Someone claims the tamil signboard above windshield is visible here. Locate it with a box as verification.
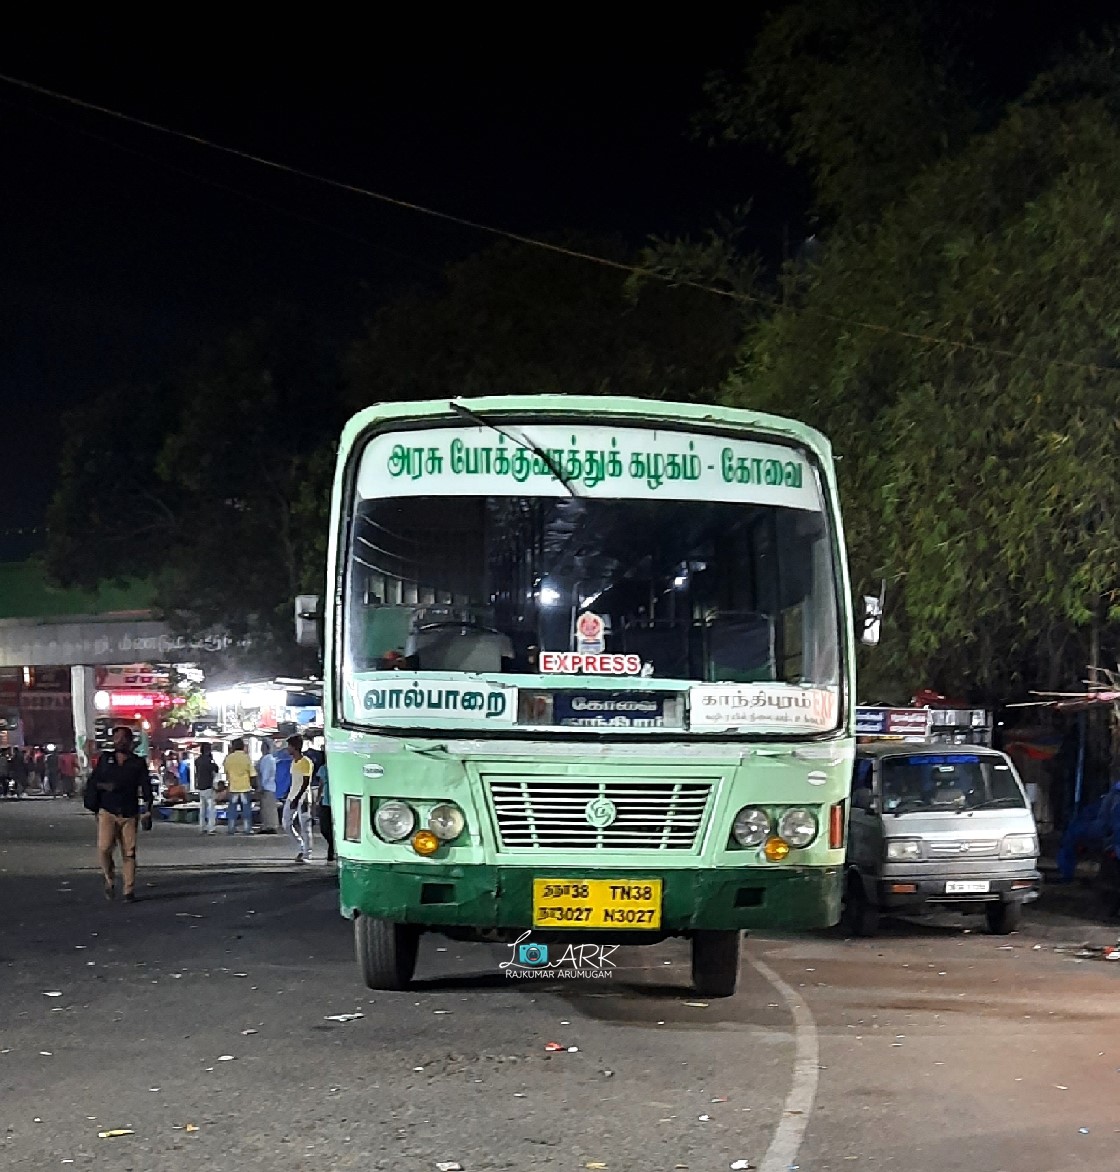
[356,425,820,509]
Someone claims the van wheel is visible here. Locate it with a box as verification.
[691,930,742,998]
[355,916,419,990]
[985,901,1022,935]
[845,873,879,937]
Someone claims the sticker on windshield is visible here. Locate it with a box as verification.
[345,673,517,725]
[689,684,839,731]
[539,652,642,675]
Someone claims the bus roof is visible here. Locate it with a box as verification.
[338,395,834,461]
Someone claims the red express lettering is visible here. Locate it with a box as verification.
[540,652,642,675]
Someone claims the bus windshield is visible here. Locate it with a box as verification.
[341,422,843,737]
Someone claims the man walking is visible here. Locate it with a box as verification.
[283,734,315,863]
[84,726,154,902]
[257,739,279,833]
[195,743,219,833]
[223,738,256,835]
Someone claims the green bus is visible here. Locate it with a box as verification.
[315,396,855,996]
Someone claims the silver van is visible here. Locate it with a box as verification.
[846,742,1040,935]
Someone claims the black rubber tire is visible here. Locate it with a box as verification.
[354,916,420,990]
[844,873,880,937]
[985,901,1022,935]
[691,930,742,998]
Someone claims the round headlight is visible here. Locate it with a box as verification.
[777,807,818,848]
[428,802,465,841]
[374,800,416,842]
[732,806,771,847]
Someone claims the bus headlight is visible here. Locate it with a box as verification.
[374,800,416,842]
[777,808,818,848]
[428,803,465,841]
[732,806,771,847]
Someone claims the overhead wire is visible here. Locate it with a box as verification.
[0,71,1114,380]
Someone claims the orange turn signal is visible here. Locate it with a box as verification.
[763,836,791,862]
[829,803,846,850]
[412,830,440,856]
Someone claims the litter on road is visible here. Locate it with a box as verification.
[435,1162,463,1171]
[97,1129,134,1139]
[325,1013,364,1023]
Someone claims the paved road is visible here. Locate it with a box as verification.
[1,800,1119,1172]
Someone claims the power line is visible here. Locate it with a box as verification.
[0,72,1115,380]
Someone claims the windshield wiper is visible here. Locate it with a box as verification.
[962,797,1023,812]
[449,401,578,496]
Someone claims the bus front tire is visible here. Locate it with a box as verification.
[691,930,741,998]
[355,915,419,990]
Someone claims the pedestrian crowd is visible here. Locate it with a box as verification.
[0,745,78,798]
[72,730,335,898]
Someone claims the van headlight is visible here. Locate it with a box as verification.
[1001,834,1038,859]
[428,803,465,841]
[777,808,818,848]
[886,838,923,861]
[374,801,416,842]
[732,806,771,847]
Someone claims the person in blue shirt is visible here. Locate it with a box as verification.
[316,761,334,863]
[257,739,279,834]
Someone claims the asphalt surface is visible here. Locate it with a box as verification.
[2,800,1120,1172]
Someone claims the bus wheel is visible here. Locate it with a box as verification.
[354,916,419,990]
[845,873,879,937]
[691,930,741,998]
[985,901,1022,935]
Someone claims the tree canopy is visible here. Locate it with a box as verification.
[721,38,1120,701]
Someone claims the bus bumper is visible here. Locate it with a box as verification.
[338,861,841,932]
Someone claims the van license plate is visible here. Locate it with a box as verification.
[532,879,662,929]
[945,880,990,894]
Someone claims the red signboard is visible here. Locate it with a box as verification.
[100,691,174,712]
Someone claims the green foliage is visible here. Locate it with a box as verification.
[724,67,1120,700]
[703,0,977,224]
[344,239,741,409]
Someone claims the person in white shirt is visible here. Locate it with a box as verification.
[257,739,279,834]
[284,734,315,863]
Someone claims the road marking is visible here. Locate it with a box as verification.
[749,955,820,1172]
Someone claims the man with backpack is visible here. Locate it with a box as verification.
[84,726,154,902]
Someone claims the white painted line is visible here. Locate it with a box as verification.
[749,954,820,1172]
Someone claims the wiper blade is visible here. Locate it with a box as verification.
[449,401,578,496]
[965,797,1023,811]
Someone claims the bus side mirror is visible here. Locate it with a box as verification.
[295,595,321,648]
[860,584,884,646]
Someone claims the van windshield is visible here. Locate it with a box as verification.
[878,755,1025,814]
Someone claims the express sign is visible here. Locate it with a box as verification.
[539,652,642,675]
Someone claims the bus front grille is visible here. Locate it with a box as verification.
[483,774,717,851]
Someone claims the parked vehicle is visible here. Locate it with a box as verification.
[846,742,1040,935]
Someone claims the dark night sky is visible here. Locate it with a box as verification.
[0,30,782,548]
[0,8,1106,555]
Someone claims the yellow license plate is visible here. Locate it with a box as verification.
[532,878,663,929]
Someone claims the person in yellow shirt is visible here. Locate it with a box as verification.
[284,734,315,863]
[223,738,257,836]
